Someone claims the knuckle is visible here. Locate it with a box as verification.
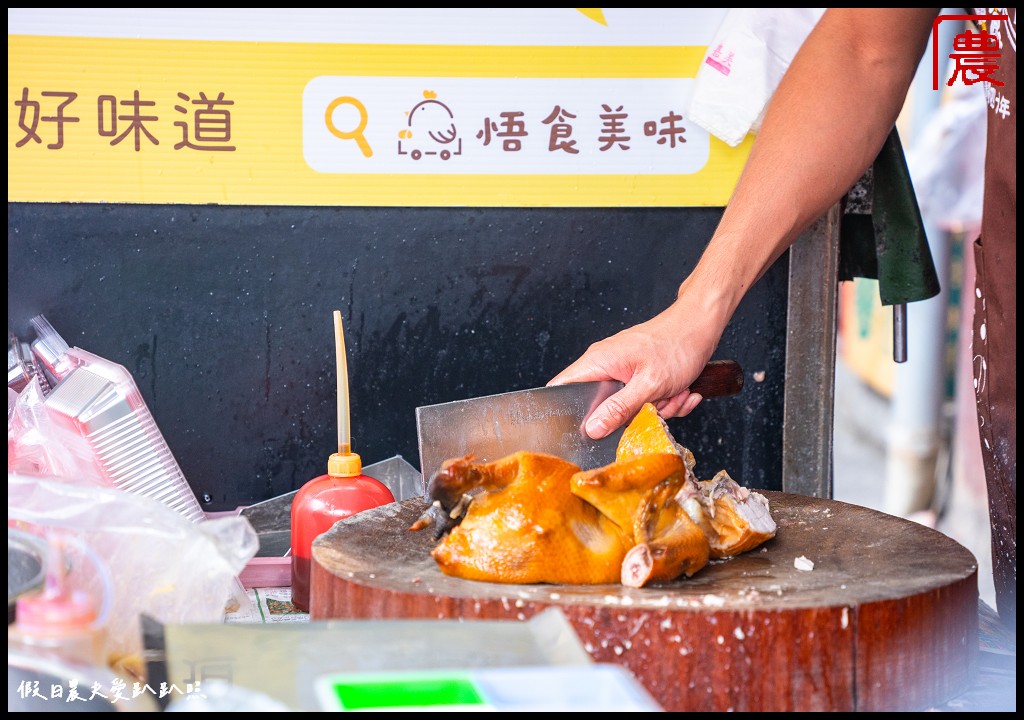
[601,394,635,424]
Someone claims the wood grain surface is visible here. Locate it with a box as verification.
[689,359,744,398]
[310,492,979,712]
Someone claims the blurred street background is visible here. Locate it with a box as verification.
[832,352,994,610]
[830,53,1011,705]
[830,15,998,615]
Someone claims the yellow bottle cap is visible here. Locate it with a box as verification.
[327,452,362,477]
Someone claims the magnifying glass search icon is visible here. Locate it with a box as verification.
[325,96,373,158]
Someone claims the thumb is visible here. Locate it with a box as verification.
[583,383,648,440]
[548,360,604,387]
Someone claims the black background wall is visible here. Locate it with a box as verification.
[8,203,789,511]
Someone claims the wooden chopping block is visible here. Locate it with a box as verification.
[310,492,979,712]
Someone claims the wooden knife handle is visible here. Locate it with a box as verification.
[690,360,744,398]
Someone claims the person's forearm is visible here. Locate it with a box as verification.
[684,8,939,320]
[548,9,943,434]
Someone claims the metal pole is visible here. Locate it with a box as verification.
[892,303,908,364]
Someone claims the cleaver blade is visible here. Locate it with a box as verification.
[414,360,744,492]
[415,380,625,493]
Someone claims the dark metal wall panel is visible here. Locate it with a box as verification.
[8,203,788,510]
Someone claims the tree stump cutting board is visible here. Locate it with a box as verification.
[310,492,978,712]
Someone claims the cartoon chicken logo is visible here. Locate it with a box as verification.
[398,90,462,160]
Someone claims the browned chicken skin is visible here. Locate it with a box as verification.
[426,451,629,584]
[410,403,777,587]
[622,477,711,587]
[698,470,778,558]
[570,452,691,544]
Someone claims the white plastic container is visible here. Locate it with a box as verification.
[42,346,206,523]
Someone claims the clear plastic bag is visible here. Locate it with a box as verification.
[8,473,258,678]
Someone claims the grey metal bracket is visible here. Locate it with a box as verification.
[782,204,842,498]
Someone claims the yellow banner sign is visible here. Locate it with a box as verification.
[8,34,752,207]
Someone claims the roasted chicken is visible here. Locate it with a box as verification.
[422,451,629,584]
[410,402,777,587]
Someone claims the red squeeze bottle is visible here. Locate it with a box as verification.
[290,450,394,613]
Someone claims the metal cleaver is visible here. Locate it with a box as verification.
[415,360,744,490]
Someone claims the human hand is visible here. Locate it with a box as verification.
[548,289,731,440]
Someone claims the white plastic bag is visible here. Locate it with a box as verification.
[688,8,825,147]
[904,80,987,236]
